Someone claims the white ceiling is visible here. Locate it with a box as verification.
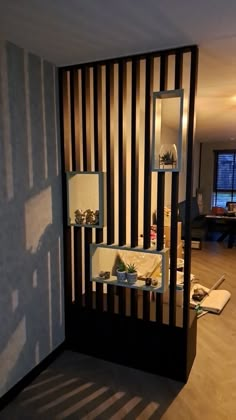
[1,0,236,143]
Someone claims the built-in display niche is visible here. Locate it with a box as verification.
[152,89,184,172]
[90,244,169,293]
[66,171,104,227]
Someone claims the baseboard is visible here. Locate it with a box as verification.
[0,341,65,412]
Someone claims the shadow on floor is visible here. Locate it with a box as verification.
[0,350,184,419]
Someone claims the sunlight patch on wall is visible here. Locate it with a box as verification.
[11,289,19,312]
[41,58,48,180]
[24,50,34,189]
[53,66,59,176]
[0,317,26,394]
[24,186,52,253]
[0,40,14,200]
[35,341,40,365]
[32,269,38,288]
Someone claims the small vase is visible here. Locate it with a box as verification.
[116,270,127,283]
[127,272,137,284]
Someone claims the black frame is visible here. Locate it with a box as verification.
[59,44,199,382]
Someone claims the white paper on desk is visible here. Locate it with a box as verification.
[190,283,231,314]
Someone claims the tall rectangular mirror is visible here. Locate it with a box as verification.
[152,89,184,172]
[66,171,104,227]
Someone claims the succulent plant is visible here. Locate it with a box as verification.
[117,260,127,272]
[160,151,175,164]
[127,263,137,273]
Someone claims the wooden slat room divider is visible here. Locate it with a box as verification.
[59,45,199,382]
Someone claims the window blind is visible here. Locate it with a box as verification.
[213,150,236,207]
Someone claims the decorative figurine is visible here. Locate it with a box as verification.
[74,208,100,225]
[84,208,94,224]
[98,271,110,279]
[75,209,85,225]
[145,277,152,286]
[94,210,99,224]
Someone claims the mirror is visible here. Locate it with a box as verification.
[67,172,104,227]
[152,89,184,172]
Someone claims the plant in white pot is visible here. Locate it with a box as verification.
[126,263,138,285]
[159,144,177,169]
[116,260,127,283]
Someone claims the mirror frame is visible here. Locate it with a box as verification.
[151,88,184,172]
[66,171,104,227]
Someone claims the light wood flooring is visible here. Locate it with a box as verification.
[0,241,236,420]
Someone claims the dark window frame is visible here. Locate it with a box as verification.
[213,149,236,206]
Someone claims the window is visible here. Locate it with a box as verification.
[212,150,236,207]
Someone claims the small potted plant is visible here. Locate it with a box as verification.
[126,263,138,284]
[160,151,175,166]
[159,144,177,168]
[116,260,127,283]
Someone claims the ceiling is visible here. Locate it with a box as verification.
[1,0,236,143]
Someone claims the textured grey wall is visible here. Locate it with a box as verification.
[200,140,236,212]
[0,41,64,397]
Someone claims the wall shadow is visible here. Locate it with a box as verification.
[0,41,64,397]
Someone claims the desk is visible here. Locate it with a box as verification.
[206,215,236,248]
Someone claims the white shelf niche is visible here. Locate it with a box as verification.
[90,244,169,294]
[66,171,105,228]
[151,88,184,173]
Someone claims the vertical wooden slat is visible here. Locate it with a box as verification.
[156,54,168,324]
[143,56,153,321]
[106,62,115,313]
[118,60,127,245]
[70,69,83,306]
[93,65,104,311]
[118,59,126,316]
[143,57,153,249]
[183,47,199,330]
[58,69,73,335]
[106,63,115,245]
[70,70,76,170]
[130,58,139,318]
[74,228,83,306]
[81,66,93,308]
[86,68,92,169]
[169,52,183,326]
[175,53,183,91]
[93,66,100,171]
[81,67,87,170]
[130,58,139,247]
[198,142,202,188]
[84,229,93,308]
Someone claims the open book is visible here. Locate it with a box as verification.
[190,283,231,314]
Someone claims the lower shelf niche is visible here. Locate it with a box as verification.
[90,243,169,293]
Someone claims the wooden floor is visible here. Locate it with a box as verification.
[0,241,236,419]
